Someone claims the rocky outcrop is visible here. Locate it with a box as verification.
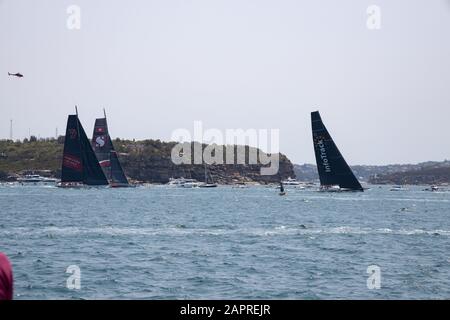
[115,140,294,184]
[0,138,295,184]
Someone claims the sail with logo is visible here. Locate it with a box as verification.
[92,109,130,187]
[311,111,363,191]
[59,107,109,187]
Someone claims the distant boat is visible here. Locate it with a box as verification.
[199,163,217,188]
[58,107,109,188]
[167,177,201,188]
[281,177,301,186]
[91,109,130,188]
[17,174,45,183]
[421,185,440,192]
[17,174,57,184]
[167,177,186,187]
[311,111,364,192]
[390,185,408,191]
[182,179,202,188]
[232,182,249,188]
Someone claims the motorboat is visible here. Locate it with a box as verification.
[281,177,302,186]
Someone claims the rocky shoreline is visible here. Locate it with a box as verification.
[0,139,295,184]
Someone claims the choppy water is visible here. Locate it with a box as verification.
[1,184,449,299]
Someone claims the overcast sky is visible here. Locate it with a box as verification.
[1,0,449,165]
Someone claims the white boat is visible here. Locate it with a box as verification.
[281,177,302,185]
[17,174,44,183]
[319,185,342,192]
[56,181,86,188]
[232,183,248,189]
[167,177,201,188]
[167,177,187,186]
[182,179,202,188]
[17,174,57,184]
[390,185,408,191]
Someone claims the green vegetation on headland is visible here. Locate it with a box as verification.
[2,138,448,185]
[367,161,450,185]
[0,138,294,184]
[294,161,450,185]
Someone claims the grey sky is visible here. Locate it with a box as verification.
[1,0,449,165]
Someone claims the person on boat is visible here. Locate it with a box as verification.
[279,181,286,195]
[0,252,13,300]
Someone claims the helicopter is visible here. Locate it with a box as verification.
[8,72,23,78]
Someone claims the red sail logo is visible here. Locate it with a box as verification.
[63,154,82,171]
[99,159,111,167]
[69,128,78,139]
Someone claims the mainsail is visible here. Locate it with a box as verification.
[61,114,108,185]
[92,111,129,186]
[311,111,363,191]
[92,117,113,181]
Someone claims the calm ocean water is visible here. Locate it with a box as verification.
[0,184,449,299]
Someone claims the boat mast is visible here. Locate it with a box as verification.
[9,119,13,140]
[103,108,109,135]
[209,166,215,184]
[74,106,80,136]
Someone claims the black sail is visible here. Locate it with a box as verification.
[61,114,108,185]
[110,150,129,186]
[92,118,113,181]
[311,111,363,191]
[92,115,129,186]
[61,115,84,183]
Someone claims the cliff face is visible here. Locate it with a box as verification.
[0,139,295,184]
[116,140,294,184]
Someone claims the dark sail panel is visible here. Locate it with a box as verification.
[92,118,113,181]
[311,111,363,191]
[77,118,108,185]
[61,115,83,183]
[92,113,130,187]
[110,150,129,186]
